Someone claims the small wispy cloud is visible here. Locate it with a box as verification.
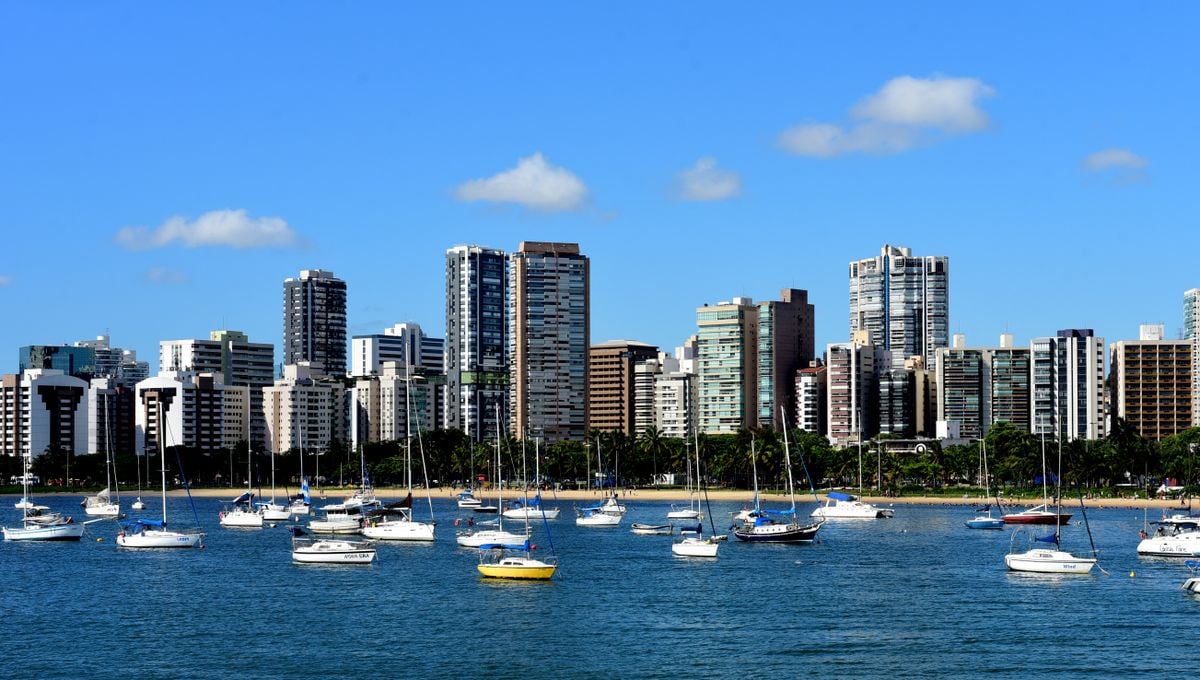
[778,75,995,157]
[455,153,588,212]
[115,209,298,250]
[0,275,11,287]
[1082,148,1148,172]
[676,157,742,201]
[145,267,189,284]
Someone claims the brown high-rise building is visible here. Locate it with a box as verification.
[509,242,589,443]
[588,341,659,435]
[757,288,816,429]
[1112,326,1193,440]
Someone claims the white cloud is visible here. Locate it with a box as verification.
[455,153,588,212]
[145,267,189,284]
[779,75,995,157]
[1082,148,1148,172]
[676,157,742,201]
[851,76,994,132]
[115,209,297,250]
[0,275,11,286]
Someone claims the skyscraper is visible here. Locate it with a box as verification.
[445,246,508,442]
[696,298,758,434]
[587,340,658,435]
[1186,288,1200,426]
[825,333,880,445]
[756,288,815,429]
[849,244,950,368]
[1030,329,1105,440]
[509,242,589,443]
[1112,325,1192,440]
[283,269,347,376]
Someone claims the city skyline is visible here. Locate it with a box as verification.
[2,5,1197,366]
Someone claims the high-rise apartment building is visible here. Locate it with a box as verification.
[795,363,826,436]
[134,372,229,455]
[1030,329,1105,440]
[445,245,508,442]
[74,335,149,388]
[87,378,137,456]
[1186,288,1200,426]
[351,323,443,377]
[588,340,658,435]
[262,362,348,455]
[1112,324,1193,440]
[0,369,89,458]
[826,333,880,446]
[849,244,950,368]
[509,242,589,442]
[696,298,758,434]
[756,289,815,429]
[19,345,96,380]
[283,269,347,376]
[160,331,275,448]
[935,334,1031,440]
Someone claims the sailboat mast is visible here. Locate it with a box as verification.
[781,410,797,513]
[158,402,168,525]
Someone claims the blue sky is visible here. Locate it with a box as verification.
[1,4,1196,369]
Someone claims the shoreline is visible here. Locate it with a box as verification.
[5,486,1191,510]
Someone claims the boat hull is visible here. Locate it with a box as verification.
[576,512,621,527]
[1004,549,1095,574]
[83,503,121,517]
[307,519,362,534]
[219,509,264,528]
[477,559,556,580]
[456,529,530,548]
[631,523,673,535]
[733,521,823,543]
[1183,577,1200,595]
[672,538,719,557]
[502,507,561,520]
[362,520,436,542]
[1001,511,1072,525]
[966,517,1005,530]
[292,540,376,564]
[117,529,204,548]
[812,500,894,519]
[1136,534,1200,557]
[3,523,85,541]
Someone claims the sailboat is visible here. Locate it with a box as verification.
[82,395,121,517]
[667,436,702,521]
[457,406,531,547]
[362,362,436,541]
[575,438,624,526]
[258,436,291,521]
[733,423,824,543]
[966,437,1004,530]
[286,421,312,517]
[503,438,560,520]
[132,440,147,510]
[3,452,85,541]
[1004,430,1095,574]
[1002,433,1072,525]
[219,438,263,528]
[117,407,204,548]
[478,430,557,580]
[672,433,719,557]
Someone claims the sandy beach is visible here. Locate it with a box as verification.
[9,486,1190,510]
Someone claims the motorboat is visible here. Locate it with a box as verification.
[308,505,365,534]
[14,497,33,510]
[667,506,701,520]
[131,497,147,511]
[1136,519,1200,557]
[966,514,1005,530]
[1183,560,1200,595]
[1001,503,1072,525]
[456,489,484,509]
[476,540,556,580]
[672,536,719,558]
[811,492,894,519]
[631,523,673,535]
[290,528,375,565]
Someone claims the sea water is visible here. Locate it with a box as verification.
[0,496,1194,678]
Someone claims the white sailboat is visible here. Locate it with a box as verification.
[219,438,263,528]
[672,433,718,557]
[3,452,85,541]
[576,438,625,526]
[458,406,530,547]
[117,408,204,549]
[258,437,291,521]
[667,436,702,521]
[286,421,312,517]
[82,397,121,517]
[362,361,436,541]
[1004,430,1096,574]
[502,438,560,520]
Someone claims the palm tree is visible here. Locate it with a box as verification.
[638,425,669,488]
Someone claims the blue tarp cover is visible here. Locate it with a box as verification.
[124,518,165,528]
[1035,533,1059,543]
[479,540,530,551]
[231,492,253,504]
[827,491,855,501]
